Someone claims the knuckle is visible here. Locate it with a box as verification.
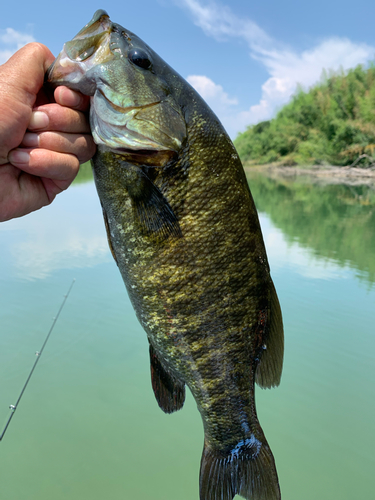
[79,139,97,163]
[23,42,51,60]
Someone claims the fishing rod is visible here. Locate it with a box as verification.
[0,279,76,442]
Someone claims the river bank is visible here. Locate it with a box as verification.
[244,163,375,186]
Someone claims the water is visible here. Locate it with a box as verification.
[1,171,374,499]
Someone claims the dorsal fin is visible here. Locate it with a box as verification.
[255,280,284,388]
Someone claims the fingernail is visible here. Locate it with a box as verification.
[29,111,49,130]
[9,149,30,164]
[22,132,39,147]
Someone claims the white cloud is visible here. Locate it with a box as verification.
[254,37,375,113]
[180,0,271,48]
[0,27,35,64]
[180,0,375,136]
[186,74,238,118]
[187,75,237,105]
[0,49,13,65]
[0,28,35,48]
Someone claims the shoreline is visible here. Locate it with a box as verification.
[244,163,375,186]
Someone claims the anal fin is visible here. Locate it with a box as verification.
[256,279,284,389]
[149,344,185,414]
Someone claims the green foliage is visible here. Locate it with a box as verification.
[73,161,94,184]
[235,64,375,166]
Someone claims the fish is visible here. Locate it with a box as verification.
[47,10,284,500]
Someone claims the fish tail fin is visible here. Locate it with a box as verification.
[199,435,280,500]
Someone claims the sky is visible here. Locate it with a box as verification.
[1,0,375,138]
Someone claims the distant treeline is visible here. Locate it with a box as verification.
[235,64,375,166]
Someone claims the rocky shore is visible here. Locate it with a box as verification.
[244,164,375,186]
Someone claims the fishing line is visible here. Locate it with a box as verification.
[0,279,76,442]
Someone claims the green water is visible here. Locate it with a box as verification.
[1,172,374,499]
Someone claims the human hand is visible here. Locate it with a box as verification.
[0,43,96,222]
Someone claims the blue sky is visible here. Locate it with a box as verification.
[1,0,375,138]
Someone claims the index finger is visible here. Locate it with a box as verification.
[54,86,90,112]
[29,103,91,134]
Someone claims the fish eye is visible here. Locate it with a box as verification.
[128,48,152,70]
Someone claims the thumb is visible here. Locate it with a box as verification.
[0,43,56,164]
[0,43,55,107]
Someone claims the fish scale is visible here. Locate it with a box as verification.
[48,9,284,500]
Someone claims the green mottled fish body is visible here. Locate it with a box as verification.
[48,10,284,500]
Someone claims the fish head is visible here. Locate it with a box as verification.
[47,10,187,165]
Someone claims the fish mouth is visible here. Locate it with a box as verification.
[47,10,186,162]
[92,91,180,165]
[89,83,185,163]
[74,9,111,38]
[109,148,178,167]
[46,10,113,90]
[64,9,112,62]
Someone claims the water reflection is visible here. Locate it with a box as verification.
[259,214,355,282]
[1,171,374,500]
[0,182,111,280]
[247,170,375,285]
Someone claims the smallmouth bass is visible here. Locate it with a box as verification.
[48,10,284,500]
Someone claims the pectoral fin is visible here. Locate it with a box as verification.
[255,280,284,388]
[124,164,182,241]
[149,344,185,414]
